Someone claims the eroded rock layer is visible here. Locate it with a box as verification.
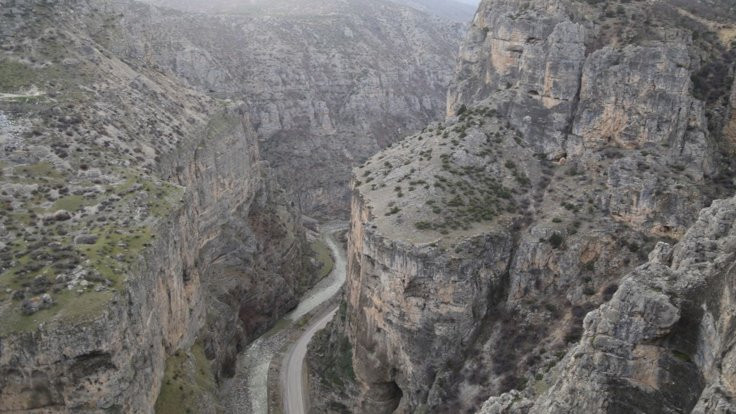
[480,195,736,413]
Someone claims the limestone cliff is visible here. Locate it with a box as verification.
[480,195,736,413]
[125,0,465,218]
[0,0,315,411]
[338,0,736,412]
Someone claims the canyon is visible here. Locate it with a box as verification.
[120,0,466,218]
[2,0,736,413]
[0,0,460,412]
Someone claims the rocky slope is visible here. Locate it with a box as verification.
[0,0,318,411]
[326,0,736,412]
[480,193,736,413]
[127,0,465,218]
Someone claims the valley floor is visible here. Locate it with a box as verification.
[219,223,347,413]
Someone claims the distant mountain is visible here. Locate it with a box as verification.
[388,0,477,22]
[145,0,478,22]
[134,0,465,217]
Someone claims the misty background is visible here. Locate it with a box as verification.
[144,0,481,22]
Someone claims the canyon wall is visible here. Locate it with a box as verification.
[117,0,465,217]
[346,190,514,413]
[0,0,315,411]
[99,0,465,219]
[481,195,736,413]
[338,0,736,412]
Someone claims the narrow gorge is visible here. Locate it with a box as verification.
[2,0,736,413]
[0,0,464,411]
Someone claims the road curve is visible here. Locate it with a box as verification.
[282,306,338,414]
[222,223,347,414]
[285,224,347,322]
[281,226,347,413]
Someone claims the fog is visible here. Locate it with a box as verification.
[144,0,480,22]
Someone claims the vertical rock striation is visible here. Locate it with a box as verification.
[346,191,514,412]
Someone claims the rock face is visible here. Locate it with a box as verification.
[726,77,736,149]
[480,196,736,413]
[338,0,736,412]
[0,0,316,411]
[447,0,725,167]
[129,0,465,217]
[346,189,514,412]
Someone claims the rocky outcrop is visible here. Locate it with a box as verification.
[480,195,736,413]
[0,1,315,411]
[725,77,736,150]
[447,0,587,158]
[338,0,736,412]
[447,0,722,168]
[346,188,514,412]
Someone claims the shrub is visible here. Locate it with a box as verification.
[564,325,583,343]
[549,232,564,249]
[415,221,432,230]
[385,206,401,216]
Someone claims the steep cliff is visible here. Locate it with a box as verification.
[480,195,736,413]
[339,0,736,412]
[0,0,315,411]
[118,0,465,217]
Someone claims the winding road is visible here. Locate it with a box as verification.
[221,223,347,414]
[281,224,347,413]
[282,306,338,413]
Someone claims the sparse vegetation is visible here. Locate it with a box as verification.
[154,342,216,414]
[310,239,334,279]
[548,233,564,249]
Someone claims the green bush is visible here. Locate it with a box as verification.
[415,221,432,230]
[385,206,401,216]
[549,233,564,249]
